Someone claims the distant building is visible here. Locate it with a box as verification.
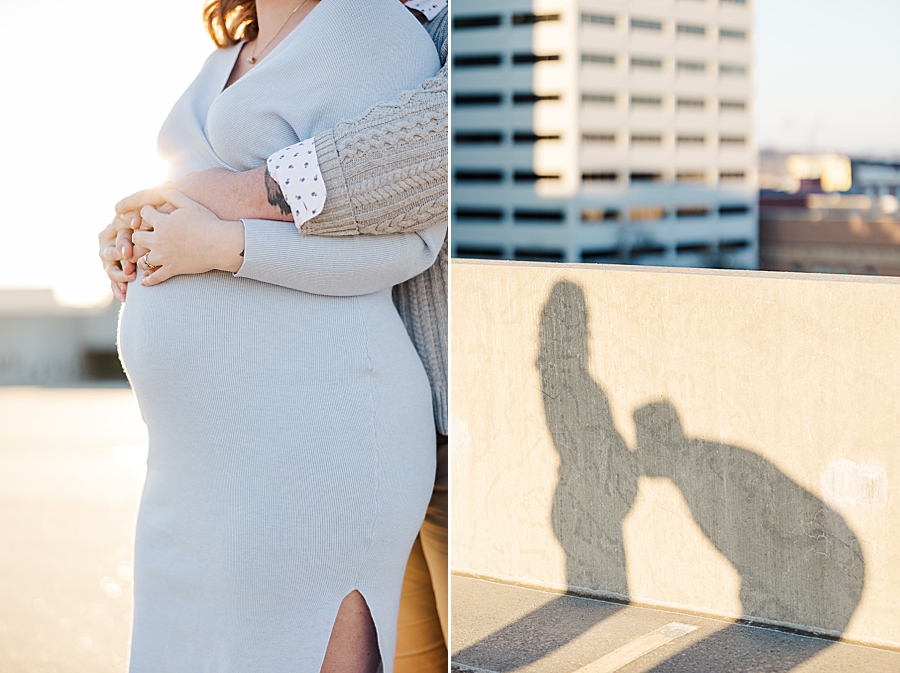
[758,152,900,276]
[759,192,900,276]
[451,0,758,269]
[0,290,123,385]
[849,160,900,199]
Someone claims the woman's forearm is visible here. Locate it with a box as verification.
[235,219,446,296]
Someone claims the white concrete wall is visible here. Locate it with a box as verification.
[451,259,900,648]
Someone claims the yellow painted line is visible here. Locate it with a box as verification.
[574,622,699,673]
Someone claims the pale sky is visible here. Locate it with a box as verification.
[0,1,211,305]
[756,0,900,158]
[0,1,897,303]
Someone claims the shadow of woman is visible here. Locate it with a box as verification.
[452,281,640,671]
[540,281,641,598]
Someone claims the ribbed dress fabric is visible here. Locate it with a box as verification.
[307,9,448,434]
[117,2,442,671]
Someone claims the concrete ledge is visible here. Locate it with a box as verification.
[450,260,900,648]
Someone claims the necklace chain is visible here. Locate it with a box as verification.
[248,0,311,65]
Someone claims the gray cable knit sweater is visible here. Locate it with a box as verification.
[304,8,448,434]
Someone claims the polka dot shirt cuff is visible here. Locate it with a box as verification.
[266,138,326,230]
[405,0,447,21]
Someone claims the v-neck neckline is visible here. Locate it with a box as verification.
[216,0,325,97]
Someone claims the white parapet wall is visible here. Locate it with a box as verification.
[450,259,900,649]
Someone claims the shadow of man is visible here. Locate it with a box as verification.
[634,401,865,672]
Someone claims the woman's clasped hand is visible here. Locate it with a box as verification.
[98,190,244,295]
[131,190,246,286]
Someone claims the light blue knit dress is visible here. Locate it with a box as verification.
[117,2,443,671]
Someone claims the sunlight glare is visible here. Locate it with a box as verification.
[0,1,212,306]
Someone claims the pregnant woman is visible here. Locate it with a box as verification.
[115,1,444,671]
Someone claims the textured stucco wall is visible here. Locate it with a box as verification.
[450,259,900,648]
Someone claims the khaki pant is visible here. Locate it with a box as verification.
[394,435,448,673]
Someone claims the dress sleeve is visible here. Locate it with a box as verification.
[234,218,447,296]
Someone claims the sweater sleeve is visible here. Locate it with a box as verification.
[300,13,448,237]
[234,218,447,296]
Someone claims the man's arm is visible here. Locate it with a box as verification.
[278,7,447,236]
[296,58,446,236]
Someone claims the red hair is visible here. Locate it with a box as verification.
[203,0,259,47]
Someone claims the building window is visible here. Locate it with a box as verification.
[514,248,565,261]
[513,93,561,104]
[454,93,503,106]
[720,100,747,111]
[582,133,616,143]
[583,172,619,182]
[582,53,616,65]
[632,134,663,145]
[677,242,712,254]
[513,170,561,182]
[677,97,706,109]
[631,57,663,69]
[631,18,663,31]
[455,132,504,145]
[581,208,620,222]
[453,15,502,29]
[582,93,616,104]
[630,172,664,183]
[455,170,504,183]
[677,171,706,182]
[632,95,663,107]
[720,240,751,252]
[454,54,503,68]
[718,204,751,215]
[676,206,710,218]
[720,28,747,40]
[719,170,746,181]
[512,53,561,65]
[512,13,561,25]
[719,135,746,146]
[630,244,667,258]
[678,134,706,145]
[582,13,615,25]
[455,245,504,259]
[513,132,561,143]
[455,207,504,221]
[581,248,621,262]
[514,209,566,222]
[677,60,706,73]
[720,64,747,76]
[630,206,667,221]
[677,23,706,36]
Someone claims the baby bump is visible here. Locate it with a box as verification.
[122,271,435,594]
[118,271,433,473]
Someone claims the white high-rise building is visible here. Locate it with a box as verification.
[451,0,758,268]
